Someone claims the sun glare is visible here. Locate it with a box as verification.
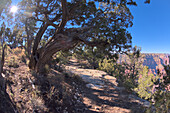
[10,6,18,13]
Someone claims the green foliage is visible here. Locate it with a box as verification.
[114,46,144,91]
[123,46,144,86]
[17,0,139,71]
[0,0,150,70]
[98,57,115,75]
[54,51,71,65]
[124,78,136,90]
[153,90,170,113]
[152,65,170,113]
[135,66,157,100]
[113,64,126,79]
[74,46,106,69]
[52,51,72,71]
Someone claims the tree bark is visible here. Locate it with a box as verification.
[25,19,34,56]
[29,34,78,74]
[26,38,33,55]
[0,44,6,91]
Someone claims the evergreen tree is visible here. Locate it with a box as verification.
[122,46,144,89]
[152,64,170,112]
[15,0,148,73]
[98,57,115,75]
[135,66,157,100]
[74,45,107,69]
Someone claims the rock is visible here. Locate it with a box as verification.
[86,83,94,88]
[74,95,77,99]
[1,73,5,78]
[143,101,150,108]
[86,83,103,90]
[128,94,150,108]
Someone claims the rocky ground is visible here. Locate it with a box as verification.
[0,56,149,113]
[65,58,150,113]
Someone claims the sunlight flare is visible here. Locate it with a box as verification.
[10,6,18,13]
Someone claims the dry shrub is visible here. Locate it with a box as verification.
[5,47,27,67]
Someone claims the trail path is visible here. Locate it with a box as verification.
[65,59,150,113]
[3,57,149,113]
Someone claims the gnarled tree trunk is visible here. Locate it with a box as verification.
[29,34,78,74]
[28,0,109,74]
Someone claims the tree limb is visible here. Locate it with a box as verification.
[44,0,68,47]
[77,36,108,47]
[57,0,68,33]
[32,23,48,55]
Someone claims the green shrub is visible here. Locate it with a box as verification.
[153,90,170,113]
[124,78,136,91]
[135,66,158,100]
[98,58,115,75]
[152,65,170,113]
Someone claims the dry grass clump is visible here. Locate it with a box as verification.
[5,47,27,68]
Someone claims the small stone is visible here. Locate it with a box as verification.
[86,83,94,88]
[143,101,150,108]
[74,95,77,99]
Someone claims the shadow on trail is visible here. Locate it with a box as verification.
[0,86,18,113]
[64,59,146,113]
[85,78,145,113]
[82,82,144,113]
[32,69,100,113]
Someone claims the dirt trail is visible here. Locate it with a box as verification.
[2,58,149,113]
[65,59,149,113]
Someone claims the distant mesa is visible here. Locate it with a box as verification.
[118,53,170,74]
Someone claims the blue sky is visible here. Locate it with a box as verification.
[128,0,170,53]
[11,0,170,53]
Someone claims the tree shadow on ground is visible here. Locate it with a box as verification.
[0,87,18,113]
[51,67,145,113]
[62,59,146,113]
[32,69,100,113]
[80,81,145,113]
[4,62,99,113]
[3,60,145,113]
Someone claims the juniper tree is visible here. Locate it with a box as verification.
[9,0,150,73]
